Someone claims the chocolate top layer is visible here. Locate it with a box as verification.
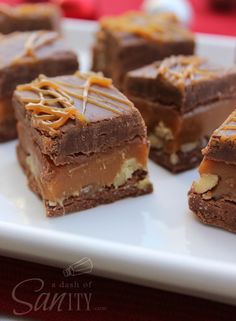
[0,31,63,68]
[0,3,59,17]
[101,11,194,43]
[14,72,146,164]
[0,31,78,98]
[0,3,61,33]
[214,109,236,140]
[15,72,134,131]
[203,108,236,164]
[155,56,224,87]
[125,55,236,112]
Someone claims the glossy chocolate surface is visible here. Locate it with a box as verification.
[204,109,236,164]
[15,73,134,130]
[125,56,236,112]
[0,31,76,70]
[14,72,147,164]
[101,12,194,43]
[92,13,194,89]
[0,31,78,98]
[0,3,61,34]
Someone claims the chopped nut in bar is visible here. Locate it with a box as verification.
[189,109,236,232]
[124,55,236,172]
[14,71,153,217]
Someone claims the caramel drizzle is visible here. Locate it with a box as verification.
[101,11,193,41]
[54,78,133,112]
[213,112,236,141]
[17,73,132,133]
[54,79,131,105]
[12,31,59,64]
[159,56,220,84]
[220,116,236,132]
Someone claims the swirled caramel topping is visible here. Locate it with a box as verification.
[100,11,193,42]
[214,109,236,141]
[158,55,222,88]
[12,31,59,63]
[17,72,133,134]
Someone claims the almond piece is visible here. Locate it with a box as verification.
[193,174,219,194]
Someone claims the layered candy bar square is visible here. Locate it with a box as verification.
[92,11,195,89]
[14,72,153,217]
[189,109,236,232]
[0,31,78,142]
[124,55,236,172]
[0,3,61,34]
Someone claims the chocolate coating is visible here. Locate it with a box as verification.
[188,108,236,232]
[14,73,147,165]
[125,56,236,112]
[0,31,78,99]
[17,141,152,217]
[92,12,194,89]
[15,70,152,216]
[203,109,236,164]
[188,192,236,233]
[0,3,61,34]
[128,95,236,153]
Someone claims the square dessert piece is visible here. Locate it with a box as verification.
[0,3,61,34]
[189,109,236,232]
[124,55,236,172]
[14,72,153,217]
[92,11,194,89]
[0,31,78,142]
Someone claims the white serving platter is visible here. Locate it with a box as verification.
[1,19,236,305]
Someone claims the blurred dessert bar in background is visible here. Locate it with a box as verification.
[14,72,153,217]
[189,109,236,232]
[92,11,195,89]
[0,31,78,142]
[124,55,236,172]
[0,3,61,34]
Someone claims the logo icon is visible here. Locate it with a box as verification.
[63,257,93,277]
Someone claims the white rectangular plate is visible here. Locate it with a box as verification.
[1,19,236,305]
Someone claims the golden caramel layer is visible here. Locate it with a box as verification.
[18,121,149,202]
[130,96,236,153]
[193,159,236,202]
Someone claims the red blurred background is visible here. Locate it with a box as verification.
[2,0,236,36]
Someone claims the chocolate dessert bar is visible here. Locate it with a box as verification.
[14,72,153,217]
[0,3,61,34]
[189,109,236,232]
[0,31,78,142]
[124,55,236,172]
[92,11,194,89]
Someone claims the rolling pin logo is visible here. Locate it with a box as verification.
[63,257,93,277]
